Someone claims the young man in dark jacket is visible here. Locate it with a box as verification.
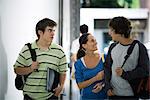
[104,16,149,99]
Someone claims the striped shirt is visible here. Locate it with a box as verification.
[14,41,68,99]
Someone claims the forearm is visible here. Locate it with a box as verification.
[77,76,97,89]
[59,73,66,87]
[104,62,112,91]
[14,67,34,75]
[121,65,149,81]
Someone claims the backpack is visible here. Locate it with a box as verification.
[107,40,149,98]
[15,43,36,90]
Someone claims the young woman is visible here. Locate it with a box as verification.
[74,33,107,100]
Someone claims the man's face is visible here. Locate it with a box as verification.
[108,27,120,41]
[40,26,56,43]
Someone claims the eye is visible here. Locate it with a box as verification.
[48,29,55,32]
[48,29,53,32]
[91,39,95,42]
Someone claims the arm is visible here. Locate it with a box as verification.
[14,61,39,75]
[121,43,149,81]
[71,53,77,62]
[59,73,66,87]
[14,45,39,75]
[74,61,104,89]
[77,71,104,89]
[104,47,114,92]
[54,52,68,96]
[54,72,66,96]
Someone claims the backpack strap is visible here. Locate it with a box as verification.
[121,40,138,68]
[26,43,37,61]
[101,53,105,63]
[26,43,38,72]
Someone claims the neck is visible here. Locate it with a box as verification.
[86,51,98,57]
[37,39,51,50]
[118,37,133,45]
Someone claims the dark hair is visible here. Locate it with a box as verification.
[108,16,132,38]
[80,24,88,34]
[77,33,90,59]
[36,18,57,39]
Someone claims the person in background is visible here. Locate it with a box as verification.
[71,24,89,63]
[14,18,68,100]
[104,16,149,99]
[74,33,107,100]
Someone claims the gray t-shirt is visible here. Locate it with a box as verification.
[111,43,139,96]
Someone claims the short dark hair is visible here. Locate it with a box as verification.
[35,18,57,39]
[108,16,132,38]
[80,24,88,34]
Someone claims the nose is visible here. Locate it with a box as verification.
[95,40,97,45]
[108,33,111,36]
[51,31,55,35]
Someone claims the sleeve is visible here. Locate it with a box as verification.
[13,45,28,69]
[104,43,116,92]
[104,53,113,92]
[74,61,84,83]
[58,52,68,74]
[71,39,79,54]
[121,42,149,81]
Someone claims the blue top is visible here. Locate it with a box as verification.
[74,58,107,100]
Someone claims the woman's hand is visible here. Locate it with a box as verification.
[95,70,104,81]
[92,82,104,93]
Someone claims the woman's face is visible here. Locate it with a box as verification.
[83,35,98,52]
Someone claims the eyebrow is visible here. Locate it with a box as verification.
[48,29,55,31]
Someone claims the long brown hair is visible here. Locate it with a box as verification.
[77,33,90,59]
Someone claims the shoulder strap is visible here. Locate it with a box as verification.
[26,43,37,61]
[121,40,138,68]
[26,43,38,72]
[101,53,105,63]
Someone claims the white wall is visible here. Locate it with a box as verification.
[80,8,149,36]
[0,0,59,100]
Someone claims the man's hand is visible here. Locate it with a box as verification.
[53,85,63,97]
[107,89,115,96]
[71,54,77,62]
[30,61,39,71]
[115,67,123,76]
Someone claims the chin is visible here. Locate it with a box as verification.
[112,38,116,42]
[94,48,98,51]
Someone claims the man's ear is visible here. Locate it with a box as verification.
[38,30,43,36]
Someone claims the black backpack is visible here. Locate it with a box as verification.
[106,40,149,99]
[15,43,36,90]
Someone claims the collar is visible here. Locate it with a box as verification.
[32,40,52,50]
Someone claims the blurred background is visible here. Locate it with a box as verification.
[0,0,150,100]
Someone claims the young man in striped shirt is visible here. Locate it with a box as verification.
[14,18,68,100]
